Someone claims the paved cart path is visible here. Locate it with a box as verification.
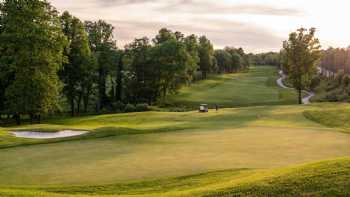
[276,70,314,104]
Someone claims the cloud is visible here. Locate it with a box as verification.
[97,0,155,6]
[109,18,283,52]
[158,1,302,16]
[55,0,301,16]
[49,0,292,52]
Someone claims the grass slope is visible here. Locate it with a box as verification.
[0,105,350,186]
[0,157,349,196]
[304,103,350,133]
[166,66,298,108]
[0,66,349,196]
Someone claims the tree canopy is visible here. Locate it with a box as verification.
[0,0,67,123]
[0,0,251,123]
[282,27,322,104]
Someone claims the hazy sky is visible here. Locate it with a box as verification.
[49,0,350,53]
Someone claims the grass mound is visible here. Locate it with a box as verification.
[208,157,350,197]
[304,103,350,132]
[1,157,349,196]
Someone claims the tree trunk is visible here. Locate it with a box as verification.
[298,74,303,105]
[83,84,92,113]
[83,93,89,113]
[77,93,82,115]
[163,87,167,99]
[298,88,302,105]
[70,97,75,117]
[116,54,123,101]
[202,71,207,79]
[98,68,107,111]
[29,113,33,124]
[14,113,21,125]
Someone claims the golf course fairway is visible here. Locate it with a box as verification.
[0,66,349,196]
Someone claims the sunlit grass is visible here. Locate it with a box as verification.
[0,104,350,186]
[166,66,298,108]
[1,157,349,196]
[0,66,349,196]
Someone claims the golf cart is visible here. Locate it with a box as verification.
[199,104,208,113]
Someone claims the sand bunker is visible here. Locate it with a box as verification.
[12,130,88,139]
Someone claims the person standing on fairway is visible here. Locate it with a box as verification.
[215,104,219,112]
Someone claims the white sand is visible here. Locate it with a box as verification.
[12,130,88,139]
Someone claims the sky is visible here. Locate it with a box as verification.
[49,0,350,53]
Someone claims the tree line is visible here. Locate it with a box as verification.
[310,47,350,102]
[319,47,350,74]
[249,52,281,67]
[277,27,350,104]
[0,0,250,124]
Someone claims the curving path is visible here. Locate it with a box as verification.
[276,70,314,104]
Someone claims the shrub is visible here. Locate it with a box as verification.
[111,101,125,112]
[310,76,321,90]
[342,75,350,86]
[325,94,338,102]
[135,103,149,112]
[336,91,349,101]
[124,104,136,112]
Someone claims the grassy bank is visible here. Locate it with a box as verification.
[1,104,350,186]
[0,157,349,196]
[304,103,350,133]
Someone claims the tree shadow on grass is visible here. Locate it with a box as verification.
[0,105,300,150]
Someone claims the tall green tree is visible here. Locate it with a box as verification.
[115,49,124,102]
[0,4,11,117]
[282,27,322,104]
[152,39,192,98]
[60,11,94,116]
[85,20,116,111]
[153,28,176,44]
[0,0,67,124]
[198,36,214,79]
[183,34,200,83]
[224,47,244,72]
[214,49,232,73]
[125,29,196,104]
[125,37,156,103]
[152,29,195,99]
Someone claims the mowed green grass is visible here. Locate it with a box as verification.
[0,66,350,196]
[1,157,349,196]
[166,66,298,108]
[1,104,350,186]
[304,102,350,132]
